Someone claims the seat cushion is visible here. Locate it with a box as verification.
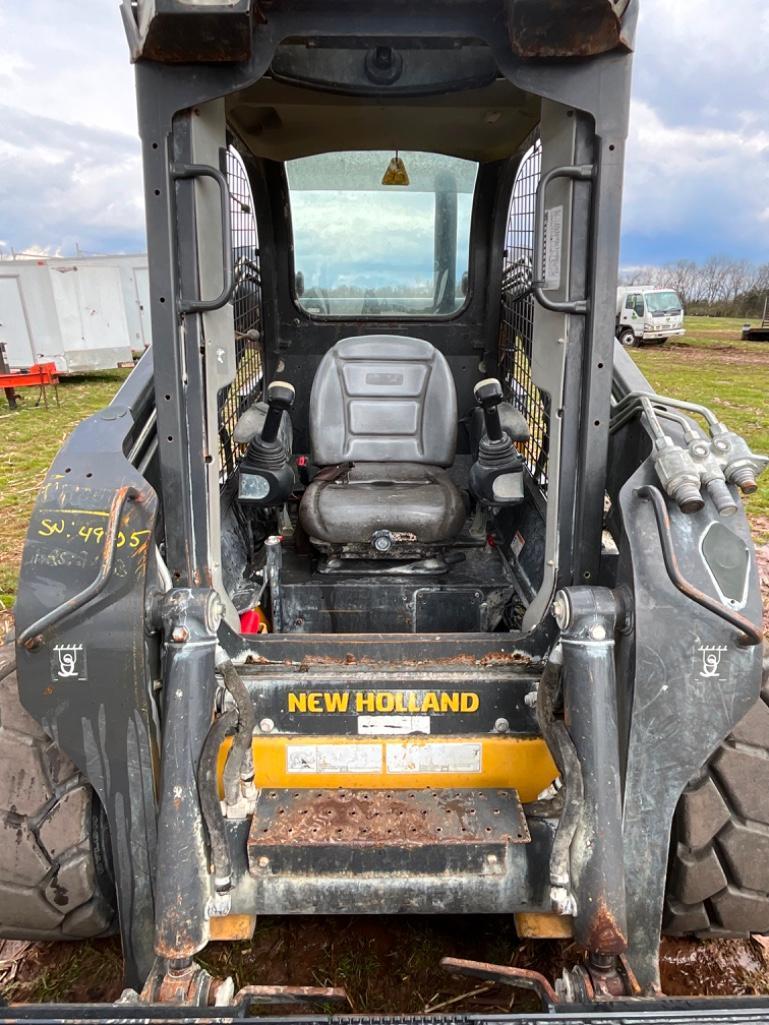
[299,463,466,545]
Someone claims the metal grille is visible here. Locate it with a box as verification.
[499,134,551,491]
[218,146,264,484]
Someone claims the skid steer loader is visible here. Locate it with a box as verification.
[2,0,769,1019]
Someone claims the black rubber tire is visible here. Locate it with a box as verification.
[618,328,638,348]
[665,650,769,936]
[0,644,116,939]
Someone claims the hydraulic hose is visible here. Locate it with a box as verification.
[197,708,238,891]
[220,660,256,806]
[537,659,583,899]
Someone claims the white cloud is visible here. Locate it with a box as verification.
[621,0,769,262]
[0,0,766,263]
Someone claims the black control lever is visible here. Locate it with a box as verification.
[469,377,524,507]
[474,378,504,443]
[238,381,296,506]
[261,381,296,445]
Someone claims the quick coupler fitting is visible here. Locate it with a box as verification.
[711,425,769,495]
[653,436,703,513]
[687,439,738,517]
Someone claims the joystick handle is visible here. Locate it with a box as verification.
[474,378,504,443]
[261,381,295,445]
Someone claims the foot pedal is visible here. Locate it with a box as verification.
[248,788,529,875]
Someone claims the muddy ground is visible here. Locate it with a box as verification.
[5,925,769,1010]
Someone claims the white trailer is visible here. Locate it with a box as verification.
[0,254,150,373]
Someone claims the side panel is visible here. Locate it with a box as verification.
[14,398,161,987]
[50,265,134,371]
[0,275,35,367]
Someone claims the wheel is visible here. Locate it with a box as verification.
[618,328,638,348]
[665,651,769,936]
[0,644,116,939]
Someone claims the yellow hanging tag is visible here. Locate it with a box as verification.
[382,155,410,186]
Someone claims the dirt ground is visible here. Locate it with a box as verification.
[5,924,769,1010]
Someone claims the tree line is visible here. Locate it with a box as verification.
[619,257,769,318]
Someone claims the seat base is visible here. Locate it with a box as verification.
[299,462,466,548]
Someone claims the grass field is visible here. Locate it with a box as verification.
[0,370,129,608]
[1,317,767,610]
[632,317,769,536]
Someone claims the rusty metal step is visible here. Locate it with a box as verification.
[247,787,530,876]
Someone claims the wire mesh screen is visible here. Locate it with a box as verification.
[218,146,264,484]
[499,134,551,492]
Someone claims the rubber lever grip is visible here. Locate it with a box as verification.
[474,377,504,443]
[261,381,296,445]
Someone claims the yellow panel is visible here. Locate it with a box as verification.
[515,912,574,939]
[209,914,256,942]
[218,735,557,804]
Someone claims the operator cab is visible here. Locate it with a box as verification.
[210,67,559,638]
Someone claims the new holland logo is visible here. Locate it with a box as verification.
[287,691,480,714]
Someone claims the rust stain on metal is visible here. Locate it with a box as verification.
[507,0,626,59]
[585,897,628,956]
[441,957,560,1008]
[235,984,350,1008]
[141,959,231,1006]
[249,788,529,849]
[296,650,534,669]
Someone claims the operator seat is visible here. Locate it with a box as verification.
[299,335,466,551]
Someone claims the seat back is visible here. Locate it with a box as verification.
[309,335,457,466]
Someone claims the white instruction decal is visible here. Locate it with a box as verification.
[543,205,563,291]
[358,715,431,736]
[386,742,481,775]
[286,743,382,774]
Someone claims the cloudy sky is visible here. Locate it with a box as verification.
[0,0,767,268]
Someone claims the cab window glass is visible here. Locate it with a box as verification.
[287,151,478,318]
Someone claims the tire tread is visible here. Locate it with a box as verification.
[0,645,115,940]
[665,651,769,936]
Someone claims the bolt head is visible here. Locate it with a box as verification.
[259,718,275,733]
[494,717,510,733]
[257,856,270,869]
[552,591,570,630]
[171,626,189,643]
[589,624,607,641]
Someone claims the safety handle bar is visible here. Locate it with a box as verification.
[532,163,594,315]
[19,487,140,651]
[638,485,763,648]
[171,162,234,315]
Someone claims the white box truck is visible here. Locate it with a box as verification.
[616,286,685,347]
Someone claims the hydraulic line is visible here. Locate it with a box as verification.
[611,391,720,432]
[220,660,256,805]
[536,658,583,910]
[197,709,238,891]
